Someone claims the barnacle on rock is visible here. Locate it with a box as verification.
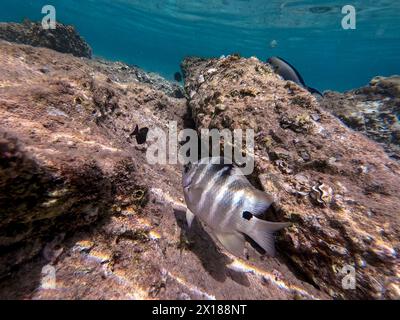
[275,159,292,174]
[229,87,259,98]
[214,103,226,113]
[296,114,313,128]
[239,87,258,98]
[291,95,313,108]
[255,64,272,75]
[293,174,311,196]
[280,113,313,133]
[131,188,148,207]
[262,136,273,148]
[268,147,291,161]
[197,74,205,84]
[298,149,311,161]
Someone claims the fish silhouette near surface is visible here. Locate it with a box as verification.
[130,125,149,145]
[182,157,290,257]
[267,56,322,96]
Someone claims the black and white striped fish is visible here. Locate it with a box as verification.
[182,157,290,257]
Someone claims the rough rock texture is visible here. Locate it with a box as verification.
[182,56,400,299]
[0,21,185,98]
[0,21,92,58]
[0,42,327,300]
[321,76,400,160]
[89,58,185,99]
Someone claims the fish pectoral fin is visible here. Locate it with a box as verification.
[186,209,195,228]
[251,189,274,216]
[215,232,245,257]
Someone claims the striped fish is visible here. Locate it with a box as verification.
[182,157,290,257]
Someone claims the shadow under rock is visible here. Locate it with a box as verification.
[173,208,250,287]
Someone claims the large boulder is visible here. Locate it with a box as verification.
[0,40,182,294]
[182,55,400,299]
[321,76,400,160]
[0,20,92,58]
[0,42,327,300]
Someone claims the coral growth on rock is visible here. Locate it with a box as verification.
[89,58,185,98]
[321,76,400,160]
[0,20,92,58]
[182,55,400,299]
[0,41,327,300]
[0,28,399,300]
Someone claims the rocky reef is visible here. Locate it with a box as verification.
[321,76,400,160]
[89,58,185,98]
[182,56,399,299]
[0,41,328,300]
[0,20,92,58]
[0,30,399,300]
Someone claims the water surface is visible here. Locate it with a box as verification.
[1,0,399,91]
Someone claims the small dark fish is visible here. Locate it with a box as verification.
[130,125,149,145]
[182,157,290,257]
[174,72,182,82]
[267,56,322,96]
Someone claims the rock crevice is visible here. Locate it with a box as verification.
[182,55,400,299]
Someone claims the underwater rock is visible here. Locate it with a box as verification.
[0,40,183,284]
[0,20,183,98]
[0,41,326,300]
[0,20,92,58]
[321,76,400,160]
[182,55,400,299]
[89,59,185,98]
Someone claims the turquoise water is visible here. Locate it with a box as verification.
[1,0,399,92]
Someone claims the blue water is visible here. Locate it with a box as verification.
[1,0,399,92]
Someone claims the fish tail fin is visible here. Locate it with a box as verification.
[244,218,290,257]
[307,86,323,96]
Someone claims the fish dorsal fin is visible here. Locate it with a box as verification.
[215,232,245,257]
[186,209,195,228]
